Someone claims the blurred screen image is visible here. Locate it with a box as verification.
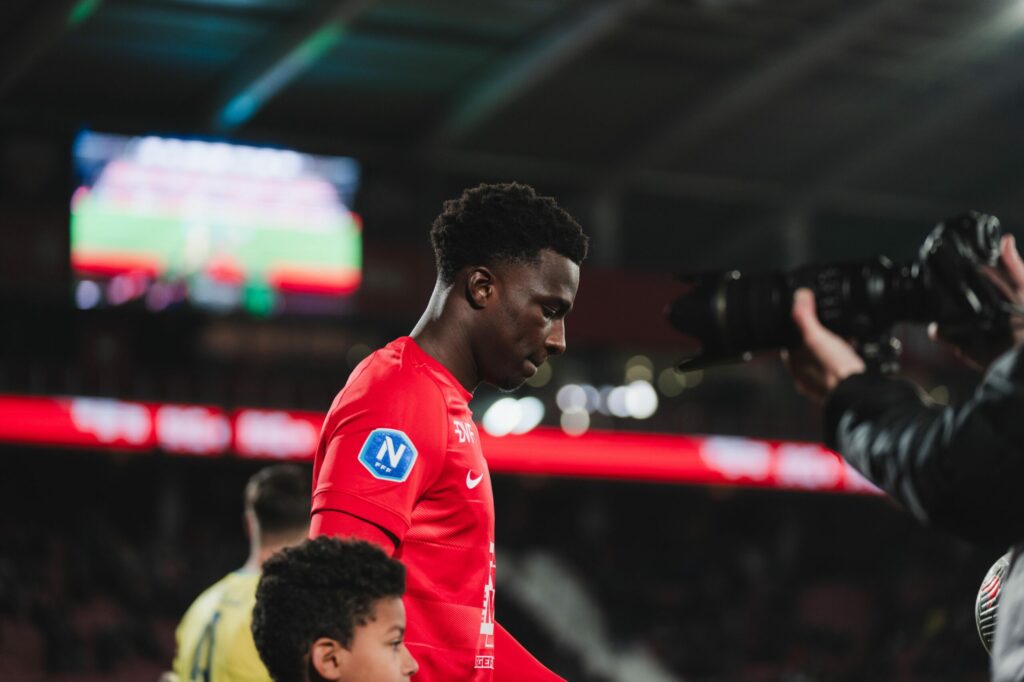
[70,131,362,316]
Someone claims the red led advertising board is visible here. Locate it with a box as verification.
[0,394,877,494]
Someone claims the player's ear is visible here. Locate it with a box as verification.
[465,266,496,309]
[308,637,347,680]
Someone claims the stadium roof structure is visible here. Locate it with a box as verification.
[2,0,1024,270]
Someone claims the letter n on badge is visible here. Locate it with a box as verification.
[358,429,418,482]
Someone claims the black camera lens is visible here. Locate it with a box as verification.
[668,212,1005,369]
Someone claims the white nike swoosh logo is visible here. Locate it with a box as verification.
[466,471,484,489]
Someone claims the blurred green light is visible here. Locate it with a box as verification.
[244,282,276,318]
[67,0,102,28]
[220,94,260,130]
[300,25,345,61]
[218,24,345,129]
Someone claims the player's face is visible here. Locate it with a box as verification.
[340,597,417,682]
[483,249,580,391]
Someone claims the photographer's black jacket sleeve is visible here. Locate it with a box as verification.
[824,345,1024,547]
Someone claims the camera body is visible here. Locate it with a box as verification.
[668,212,1009,370]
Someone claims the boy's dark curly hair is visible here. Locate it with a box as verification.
[430,182,589,284]
[251,537,405,682]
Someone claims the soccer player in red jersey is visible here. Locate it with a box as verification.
[310,182,588,681]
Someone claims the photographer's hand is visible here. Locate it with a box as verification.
[930,234,1024,368]
[783,289,866,402]
[983,234,1024,345]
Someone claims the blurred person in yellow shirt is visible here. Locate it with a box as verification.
[165,464,310,682]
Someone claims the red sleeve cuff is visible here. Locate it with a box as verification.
[312,488,410,541]
[310,510,397,555]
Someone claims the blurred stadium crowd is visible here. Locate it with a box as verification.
[0,448,996,682]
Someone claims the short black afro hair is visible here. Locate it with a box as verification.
[251,537,405,682]
[430,182,589,284]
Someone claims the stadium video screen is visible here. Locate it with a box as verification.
[71,131,362,316]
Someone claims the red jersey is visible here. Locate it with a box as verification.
[312,336,496,680]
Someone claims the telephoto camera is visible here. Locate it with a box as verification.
[667,211,1012,371]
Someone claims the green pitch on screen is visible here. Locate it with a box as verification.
[71,194,362,281]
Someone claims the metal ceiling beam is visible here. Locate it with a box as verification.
[698,2,1024,274]
[607,0,916,186]
[0,95,1011,226]
[795,0,1024,208]
[430,147,978,222]
[208,0,377,132]
[428,0,652,149]
[0,0,103,98]
[801,69,1024,208]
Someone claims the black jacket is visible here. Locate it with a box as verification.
[824,345,1024,681]
[825,345,1024,547]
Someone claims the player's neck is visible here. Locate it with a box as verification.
[411,280,480,392]
[245,534,304,572]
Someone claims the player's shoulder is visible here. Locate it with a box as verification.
[220,571,261,601]
[188,573,234,609]
[186,572,258,613]
[176,572,233,637]
[339,338,449,407]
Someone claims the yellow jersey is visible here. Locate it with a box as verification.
[172,570,271,682]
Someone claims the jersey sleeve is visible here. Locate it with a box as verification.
[312,374,448,542]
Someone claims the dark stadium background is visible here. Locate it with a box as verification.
[2,0,1022,680]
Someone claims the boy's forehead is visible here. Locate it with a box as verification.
[369,596,406,625]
